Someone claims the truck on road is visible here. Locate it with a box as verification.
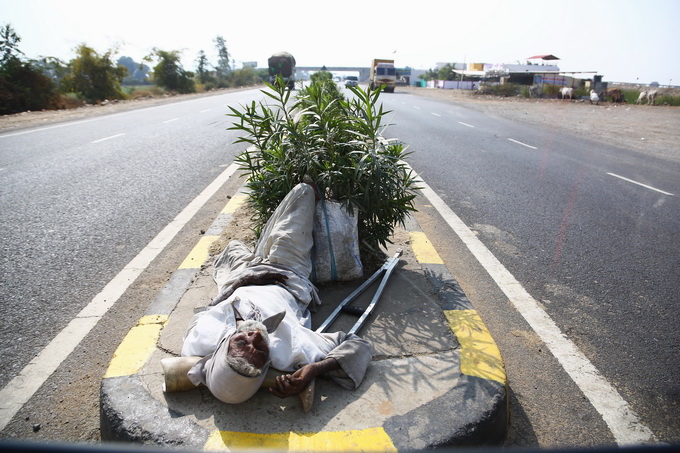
[268,52,296,90]
[369,59,396,93]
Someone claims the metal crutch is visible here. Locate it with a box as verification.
[297,249,401,413]
[316,249,403,335]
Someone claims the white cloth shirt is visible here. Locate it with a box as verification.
[183,284,342,372]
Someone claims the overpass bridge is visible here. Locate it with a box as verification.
[295,66,370,82]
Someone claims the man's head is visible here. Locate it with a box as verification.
[226,320,270,375]
[187,312,285,404]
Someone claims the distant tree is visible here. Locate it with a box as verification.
[230,67,259,87]
[34,56,68,89]
[195,50,211,84]
[0,23,23,64]
[146,48,195,93]
[437,63,455,81]
[117,56,151,85]
[0,23,59,114]
[213,36,230,77]
[420,68,438,81]
[311,69,333,84]
[62,44,126,103]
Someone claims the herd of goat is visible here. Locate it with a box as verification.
[528,85,660,106]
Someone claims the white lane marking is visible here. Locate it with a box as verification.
[163,118,179,124]
[413,106,421,110]
[458,121,475,128]
[200,109,211,113]
[402,161,657,446]
[91,133,125,143]
[508,138,537,149]
[0,162,240,431]
[607,172,674,196]
[431,112,441,117]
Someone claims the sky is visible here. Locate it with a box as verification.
[2,0,679,85]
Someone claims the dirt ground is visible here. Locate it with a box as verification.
[2,85,678,163]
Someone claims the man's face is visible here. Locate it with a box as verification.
[228,330,270,369]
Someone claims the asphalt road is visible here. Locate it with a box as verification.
[378,89,679,444]
[0,85,678,446]
[0,89,259,390]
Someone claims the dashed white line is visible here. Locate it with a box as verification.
[91,133,125,143]
[413,106,421,110]
[458,121,475,128]
[401,161,657,446]
[200,109,211,113]
[508,138,537,149]
[163,118,179,124]
[607,172,674,196]
[431,112,441,117]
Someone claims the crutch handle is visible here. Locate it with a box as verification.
[341,306,365,316]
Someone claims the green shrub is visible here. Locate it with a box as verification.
[53,93,84,109]
[228,76,420,258]
[655,94,680,106]
[478,82,519,97]
[62,44,127,103]
[621,90,635,104]
[574,87,588,98]
[542,84,562,98]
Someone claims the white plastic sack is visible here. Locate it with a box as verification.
[312,200,363,283]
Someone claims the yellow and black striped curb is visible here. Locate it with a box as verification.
[100,188,508,450]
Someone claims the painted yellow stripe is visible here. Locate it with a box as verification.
[104,315,168,378]
[444,309,506,384]
[409,231,444,264]
[221,194,247,214]
[178,235,219,269]
[205,427,397,451]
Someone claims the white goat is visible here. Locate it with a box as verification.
[589,90,600,105]
[560,87,574,100]
[646,89,658,105]
[636,91,648,104]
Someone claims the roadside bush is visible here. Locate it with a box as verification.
[574,87,589,98]
[125,85,165,99]
[146,49,195,94]
[542,84,562,98]
[0,24,60,114]
[53,93,84,109]
[478,82,518,97]
[228,76,420,259]
[654,93,680,106]
[62,44,127,104]
[0,58,60,114]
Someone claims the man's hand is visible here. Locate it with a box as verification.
[269,367,315,398]
[240,269,289,287]
[209,270,288,306]
[268,358,341,399]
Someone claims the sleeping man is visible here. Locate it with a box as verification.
[180,182,373,404]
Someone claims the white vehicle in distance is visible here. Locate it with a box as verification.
[345,75,359,87]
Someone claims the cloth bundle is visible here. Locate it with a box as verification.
[311,200,363,283]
